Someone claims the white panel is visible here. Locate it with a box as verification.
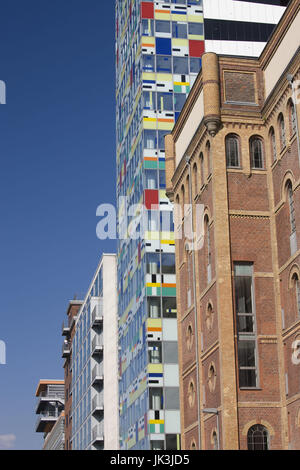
[203,0,285,25]
[164,364,179,387]
[162,319,178,341]
[175,89,204,166]
[264,8,300,97]
[205,39,265,58]
[165,410,181,434]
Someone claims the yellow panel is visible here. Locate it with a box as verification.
[147,318,162,328]
[142,72,156,81]
[142,36,155,45]
[148,363,163,374]
[188,34,204,41]
[157,121,174,131]
[143,119,157,130]
[156,73,173,82]
[171,14,187,22]
[155,12,171,21]
[145,231,160,240]
[187,15,203,23]
[172,38,188,47]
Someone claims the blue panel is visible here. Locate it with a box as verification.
[155,38,172,56]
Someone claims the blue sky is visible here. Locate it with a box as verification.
[0,0,116,449]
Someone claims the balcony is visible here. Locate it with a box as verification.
[92,423,104,444]
[35,411,59,433]
[62,314,77,336]
[91,394,104,415]
[92,305,103,327]
[62,340,71,358]
[36,392,64,414]
[91,365,104,385]
[62,321,70,336]
[91,336,103,356]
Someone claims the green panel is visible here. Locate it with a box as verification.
[162,287,176,297]
[144,160,158,170]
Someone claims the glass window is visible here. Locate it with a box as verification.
[161,253,175,274]
[157,92,173,112]
[247,425,269,450]
[250,137,264,169]
[172,22,187,38]
[173,56,189,74]
[226,135,240,167]
[157,55,172,73]
[162,297,177,318]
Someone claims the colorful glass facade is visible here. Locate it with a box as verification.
[115,0,203,451]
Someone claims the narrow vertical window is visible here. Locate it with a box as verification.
[206,141,212,176]
[250,137,264,169]
[234,263,258,388]
[292,273,300,318]
[287,182,296,235]
[200,152,204,187]
[226,135,240,167]
[269,127,276,162]
[290,100,297,136]
[205,216,212,284]
[193,163,198,198]
[278,113,286,149]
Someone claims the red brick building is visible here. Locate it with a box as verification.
[62,300,82,450]
[165,0,300,450]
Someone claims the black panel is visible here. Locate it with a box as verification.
[204,19,276,42]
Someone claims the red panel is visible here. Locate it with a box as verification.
[145,190,159,210]
[141,2,154,19]
[189,40,205,58]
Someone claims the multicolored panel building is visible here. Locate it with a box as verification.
[115,0,204,451]
[115,0,287,451]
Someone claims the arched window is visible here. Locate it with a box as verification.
[292,273,300,317]
[250,137,264,169]
[200,152,204,187]
[278,113,286,149]
[269,127,276,162]
[193,163,198,198]
[226,134,240,168]
[206,141,212,176]
[247,424,269,450]
[287,181,296,235]
[205,215,212,283]
[289,100,297,136]
[212,431,218,450]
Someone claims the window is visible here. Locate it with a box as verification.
[247,425,269,450]
[205,216,212,284]
[193,163,198,197]
[292,273,300,317]
[234,263,258,388]
[250,137,264,169]
[278,113,286,149]
[289,100,297,136]
[269,127,276,162]
[226,135,240,167]
[287,182,296,235]
[200,152,204,187]
[206,141,212,175]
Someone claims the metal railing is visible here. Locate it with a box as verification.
[92,423,104,442]
[92,364,104,382]
[92,394,104,412]
[91,335,103,353]
[92,304,103,325]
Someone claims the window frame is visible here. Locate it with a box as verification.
[226,134,240,168]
